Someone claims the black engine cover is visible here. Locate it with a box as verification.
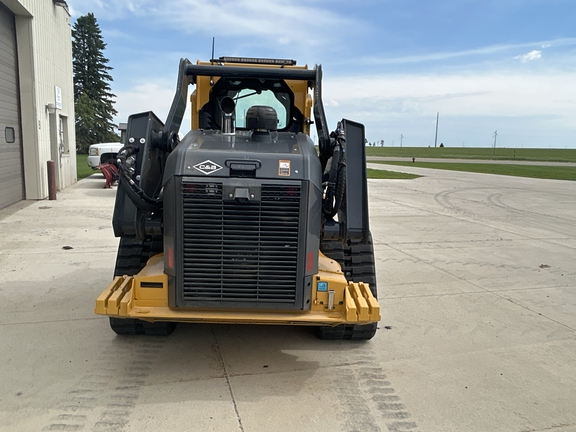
[162,130,322,310]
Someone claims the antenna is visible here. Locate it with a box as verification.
[211,37,215,63]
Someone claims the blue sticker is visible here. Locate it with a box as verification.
[317,282,328,292]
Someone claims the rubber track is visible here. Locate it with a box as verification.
[113,235,162,277]
[108,317,176,336]
[318,234,378,340]
[110,235,175,336]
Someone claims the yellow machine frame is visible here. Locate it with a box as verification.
[190,60,313,135]
[96,253,380,326]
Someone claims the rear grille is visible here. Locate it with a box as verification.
[180,181,302,306]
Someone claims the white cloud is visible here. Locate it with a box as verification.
[359,38,576,66]
[362,43,531,65]
[114,80,191,132]
[66,0,576,148]
[113,68,576,148]
[67,0,357,45]
[319,69,576,146]
[324,70,576,118]
[515,50,542,63]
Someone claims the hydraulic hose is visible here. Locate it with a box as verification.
[322,123,347,218]
[116,146,162,213]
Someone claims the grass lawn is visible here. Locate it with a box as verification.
[367,168,420,179]
[373,161,576,181]
[366,146,576,162]
[76,153,95,180]
[366,146,576,180]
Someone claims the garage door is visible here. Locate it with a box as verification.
[0,2,24,210]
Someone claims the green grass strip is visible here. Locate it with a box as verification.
[367,168,420,179]
[76,153,96,180]
[372,161,576,181]
[365,147,576,162]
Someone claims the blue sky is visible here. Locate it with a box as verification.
[66,0,576,148]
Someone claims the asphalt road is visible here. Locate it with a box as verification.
[0,167,574,432]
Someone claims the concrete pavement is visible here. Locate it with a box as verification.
[0,168,575,432]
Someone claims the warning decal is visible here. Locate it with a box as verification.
[278,160,291,176]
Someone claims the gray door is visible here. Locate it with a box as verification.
[0,2,24,210]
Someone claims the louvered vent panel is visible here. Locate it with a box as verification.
[181,182,301,306]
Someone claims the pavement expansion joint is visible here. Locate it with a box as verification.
[211,328,245,432]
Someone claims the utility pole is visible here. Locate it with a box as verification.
[400,134,403,148]
[493,130,498,155]
[434,112,439,148]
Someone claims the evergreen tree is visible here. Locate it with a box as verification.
[72,13,118,152]
[74,92,98,146]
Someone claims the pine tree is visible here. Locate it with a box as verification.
[74,92,98,146]
[72,13,118,152]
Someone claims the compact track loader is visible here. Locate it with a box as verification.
[95,57,380,339]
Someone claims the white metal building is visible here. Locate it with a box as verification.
[0,0,76,210]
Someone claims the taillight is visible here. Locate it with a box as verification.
[167,247,174,269]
